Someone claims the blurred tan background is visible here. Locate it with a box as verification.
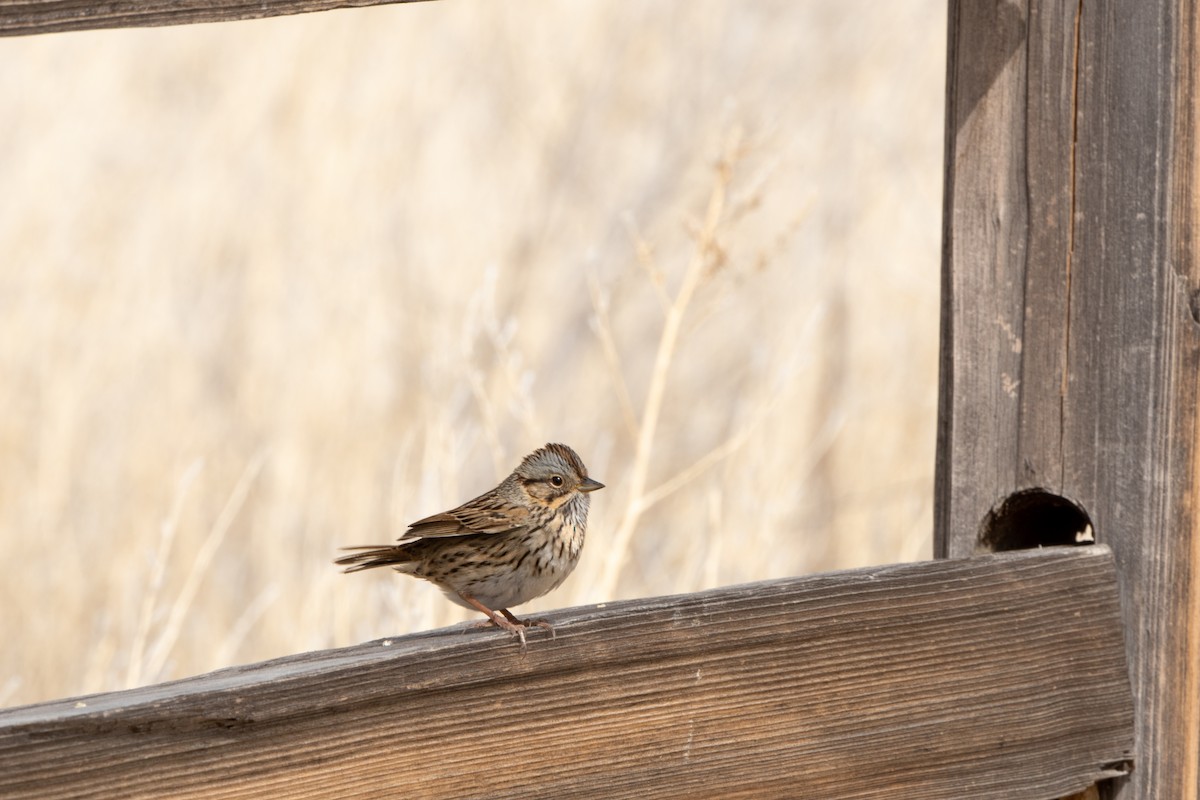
[0,0,945,707]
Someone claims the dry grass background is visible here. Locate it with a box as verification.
[0,0,945,707]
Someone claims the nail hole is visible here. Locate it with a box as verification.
[978,489,1094,552]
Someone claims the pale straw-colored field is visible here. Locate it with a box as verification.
[0,1,945,707]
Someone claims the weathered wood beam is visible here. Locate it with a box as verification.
[0,0,433,37]
[940,1,1200,798]
[0,547,1133,800]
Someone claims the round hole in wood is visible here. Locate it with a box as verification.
[978,489,1093,552]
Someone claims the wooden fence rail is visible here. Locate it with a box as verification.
[3,1,1192,797]
[0,0,430,36]
[941,1,1200,797]
[0,546,1132,800]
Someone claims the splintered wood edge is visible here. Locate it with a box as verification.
[0,0,435,37]
[0,546,1135,800]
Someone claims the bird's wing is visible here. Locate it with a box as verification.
[401,494,530,540]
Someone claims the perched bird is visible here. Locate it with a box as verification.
[336,443,603,648]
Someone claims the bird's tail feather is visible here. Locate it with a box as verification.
[334,545,414,573]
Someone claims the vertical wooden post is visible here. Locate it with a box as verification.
[939,1,1200,798]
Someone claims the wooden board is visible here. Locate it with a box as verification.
[0,0,431,36]
[940,2,1200,798]
[0,547,1133,799]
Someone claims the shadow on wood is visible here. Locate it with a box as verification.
[0,546,1133,799]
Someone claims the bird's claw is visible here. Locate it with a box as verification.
[476,611,557,651]
[500,609,555,639]
[486,611,529,651]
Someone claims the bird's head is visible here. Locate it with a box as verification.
[513,443,604,509]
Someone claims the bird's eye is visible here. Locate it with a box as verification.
[550,475,564,487]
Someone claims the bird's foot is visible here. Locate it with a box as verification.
[500,609,556,640]
[476,611,555,651]
[485,611,530,651]
[460,595,553,651]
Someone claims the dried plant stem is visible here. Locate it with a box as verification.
[595,136,739,600]
[639,423,755,513]
[587,272,639,441]
[141,453,264,686]
[212,583,281,668]
[125,459,203,690]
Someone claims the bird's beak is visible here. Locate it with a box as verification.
[580,477,605,493]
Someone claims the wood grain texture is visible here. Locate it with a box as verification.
[939,1,1200,798]
[0,0,432,36]
[0,547,1133,800]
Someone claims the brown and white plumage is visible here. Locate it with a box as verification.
[336,443,603,647]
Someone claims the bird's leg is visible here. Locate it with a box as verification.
[500,608,556,640]
[460,595,528,650]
